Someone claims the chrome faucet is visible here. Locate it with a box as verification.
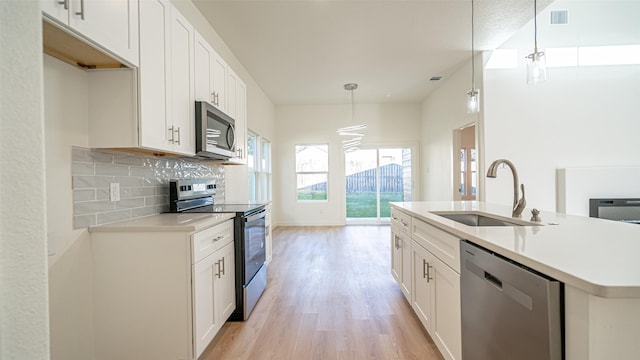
[487,159,527,218]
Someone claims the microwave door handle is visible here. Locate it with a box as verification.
[227,124,237,150]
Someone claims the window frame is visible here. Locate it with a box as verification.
[295,143,329,202]
[247,130,272,203]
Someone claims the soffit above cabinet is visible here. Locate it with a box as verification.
[42,19,128,70]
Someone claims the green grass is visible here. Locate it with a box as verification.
[297,190,327,200]
[347,192,404,218]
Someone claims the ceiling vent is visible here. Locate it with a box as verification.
[550,10,569,25]
[430,76,443,81]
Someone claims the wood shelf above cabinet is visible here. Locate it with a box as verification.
[42,19,127,70]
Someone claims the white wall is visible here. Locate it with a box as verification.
[44,55,95,360]
[483,1,640,212]
[421,56,484,201]
[275,103,421,226]
[0,2,50,359]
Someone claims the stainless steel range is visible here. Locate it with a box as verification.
[169,179,267,321]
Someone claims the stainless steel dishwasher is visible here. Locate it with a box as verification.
[460,240,563,360]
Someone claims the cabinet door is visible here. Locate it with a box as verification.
[194,31,214,104]
[431,254,461,360]
[391,229,402,285]
[217,242,236,322]
[68,0,139,66]
[193,253,219,358]
[412,242,433,332]
[169,7,195,155]
[211,54,227,112]
[41,0,70,24]
[139,0,171,152]
[226,72,247,164]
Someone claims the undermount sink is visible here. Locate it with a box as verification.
[433,212,542,227]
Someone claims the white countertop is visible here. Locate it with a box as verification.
[391,201,640,298]
[88,213,235,233]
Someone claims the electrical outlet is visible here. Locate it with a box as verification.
[110,183,120,202]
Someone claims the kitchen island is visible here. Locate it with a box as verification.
[390,201,640,360]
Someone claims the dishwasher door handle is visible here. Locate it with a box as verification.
[484,271,503,290]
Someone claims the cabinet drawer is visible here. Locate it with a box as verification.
[192,219,233,264]
[412,218,460,273]
[391,208,412,235]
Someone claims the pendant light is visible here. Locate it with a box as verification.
[466,0,480,114]
[525,0,546,84]
[338,83,367,152]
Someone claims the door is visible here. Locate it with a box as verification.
[454,125,477,200]
[345,147,413,223]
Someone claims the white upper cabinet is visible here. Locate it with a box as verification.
[194,31,228,113]
[41,0,139,67]
[226,68,247,164]
[138,0,171,151]
[169,8,195,155]
[88,0,195,156]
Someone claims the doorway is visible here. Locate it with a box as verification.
[454,125,477,200]
[345,147,413,224]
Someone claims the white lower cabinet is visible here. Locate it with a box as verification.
[390,208,461,360]
[412,240,461,360]
[391,226,412,300]
[193,240,235,358]
[90,219,235,360]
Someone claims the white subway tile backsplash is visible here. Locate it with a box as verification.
[72,175,113,189]
[74,214,97,228]
[95,164,130,176]
[74,200,115,215]
[73,189,96,202]
[97,210,132,225]
[71,147,225,228]
[72,162,95,175]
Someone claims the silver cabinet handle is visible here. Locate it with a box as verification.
[175,127,181,145]
[426,262,433,283]
[400,219,408,227]
[214,260,221,279]
[423,259,427,279]
[393,234,400,249]
[75,0,85,20]
[220,257,225,276]
[58,0,68,10]
[168,126,175,144]
[211,235,224,243]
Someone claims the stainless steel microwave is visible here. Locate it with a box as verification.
[195,101,236,160]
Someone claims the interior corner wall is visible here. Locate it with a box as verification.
[420,56,483,201]
[275,103,421,226]
[0,2,50,359]
[483,1,640,212]
[44,55,95,360]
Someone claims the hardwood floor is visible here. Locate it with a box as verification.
[200,226,444,360]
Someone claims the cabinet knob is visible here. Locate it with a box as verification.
[175,127,181,145]
[58,0,68,9]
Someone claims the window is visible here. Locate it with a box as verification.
[295,144,328,201]
[248,131,272,202]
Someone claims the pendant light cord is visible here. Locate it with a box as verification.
[471,0,475,89]
[534,0,538,52]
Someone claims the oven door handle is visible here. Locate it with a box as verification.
[245,210,266,223]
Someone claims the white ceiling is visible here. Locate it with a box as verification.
[193,0,555,105]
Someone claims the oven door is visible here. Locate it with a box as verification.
[244,209,266,284]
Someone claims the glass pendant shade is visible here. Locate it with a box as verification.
[466,89,480,114]
[526,50,547,84]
